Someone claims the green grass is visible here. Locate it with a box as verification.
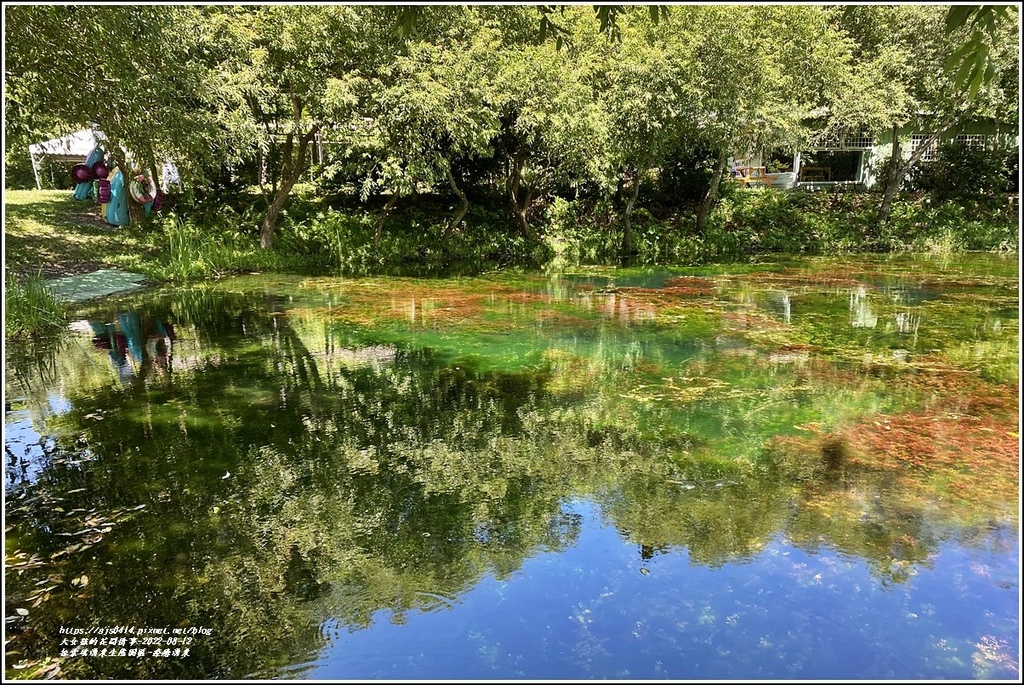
[4,269,67,340]
[3,189,320,289]
[3,189,161,278]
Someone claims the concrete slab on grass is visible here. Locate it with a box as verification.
[47,269,150,303]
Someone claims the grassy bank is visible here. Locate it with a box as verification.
[4,186,1019,340]
[3,190,160,279]
[549,186,1020,265]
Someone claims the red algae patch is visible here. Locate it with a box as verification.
[841,410,1019,472]
[662,276,718,295]
[734,269,868,289]
[506,292,552,304]
[841,363,1019,475]
[721,309,790,331]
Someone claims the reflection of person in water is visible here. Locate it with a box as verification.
[90,313,176,379]
[145,317,175,374]
[118,312,145,367]
[90,321,132,378]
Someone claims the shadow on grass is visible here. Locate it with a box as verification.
[4,192,157,279]
[4,197,114,235]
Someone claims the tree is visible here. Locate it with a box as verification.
[3,5,217,193]
[393,4,671,46]
[490,14,608,238]
[662,5,849,234]
[361,9,501,245]
[201,6,396,249]
[944,5,1018,101]
[586,9,693,256]
[833,5,1019,224]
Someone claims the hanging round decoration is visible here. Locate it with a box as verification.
[151,188,165,212]
[71,164,94,184]
[97,179,112,203]
[92,160,110,179]
[129,174,158,204]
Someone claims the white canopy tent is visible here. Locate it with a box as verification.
[28,129,107,190]
[27,128,181,191]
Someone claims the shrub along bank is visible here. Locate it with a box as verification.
[548,186,1019,266]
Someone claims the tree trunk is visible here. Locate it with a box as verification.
[258,99,318,249]
[696,150,727,233]
[877,125,904,225]
[878,121,952,225]
[142,139,161,195]
[375,192,400,248]
[258,128,319,249]
[516,188,535,240]
[505,149,533,239]
[621,166,642,258]
[260,180,296,249]
[128,198,145,226]
[442,162,469,239]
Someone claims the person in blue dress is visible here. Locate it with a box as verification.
[105,164,129,226]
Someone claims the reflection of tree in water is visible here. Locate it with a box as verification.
[3,285,1016,679]
[5,290,590,678]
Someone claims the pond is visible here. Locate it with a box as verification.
[4,253,1019,680]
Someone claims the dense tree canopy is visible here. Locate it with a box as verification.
[4,4,1019,252]
[3,6,216,182]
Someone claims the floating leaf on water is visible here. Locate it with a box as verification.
[15,608,28,616]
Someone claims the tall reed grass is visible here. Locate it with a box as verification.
[4,270,67,340]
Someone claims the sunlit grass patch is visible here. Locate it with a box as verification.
[4,189,160,277]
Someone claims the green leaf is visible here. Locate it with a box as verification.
[945,6,977,35]
[968,62,986,100]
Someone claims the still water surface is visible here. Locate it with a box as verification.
[4,254,1019,679]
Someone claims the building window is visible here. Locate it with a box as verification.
[809,129,875,149]
[844,131,875,148]
[911,134,937,162]
[955,134,986,149]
